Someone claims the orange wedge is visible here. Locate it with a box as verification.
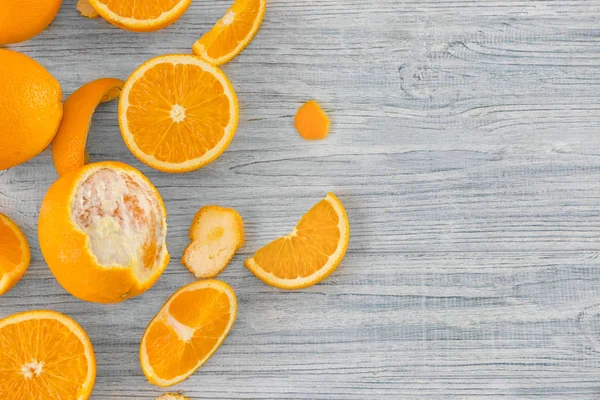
[245,193,349,290]
[182,205,244,279]
[52,78,124,176]
[119,54,238,173]
[295,100,330,140]
[192,0,266,66]
[87,0,191,32]
[0,213,30,296]
[0,310,96,399]
[140,279,237,387]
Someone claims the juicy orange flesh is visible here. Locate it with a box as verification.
[72,168,164,273]
[199,0,262,59]
[295,100,330,140]
[145,288,231,380]
[0,218,22,274]
[0,318,89,399]
[253,200,340,279]
[126,62,231,164]
[95,0,181,19]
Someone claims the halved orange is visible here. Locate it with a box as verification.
[87,0,191,32]
[0,213,30,296]
[140,279,237,387]
[39,161,169,303]
[245,193,349,290]
[119,54,239,173]
[192,0,266,66]
[52,78,124,176]
[0,310,96,399]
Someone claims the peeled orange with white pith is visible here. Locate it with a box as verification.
[38,161,169,303]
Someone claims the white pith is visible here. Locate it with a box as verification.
[69,167,167,281]
[21,360,44,379]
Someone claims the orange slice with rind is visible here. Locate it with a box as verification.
[182,205,244,279]
[140,279,237,387]
[39,161,169,303]
[0,310,96,400]
[87,0,191,32]
[52,78,124,176]
[245,193,349,290]
[119,54,239,173]
[0,213,30,296]
[192,0,266,66]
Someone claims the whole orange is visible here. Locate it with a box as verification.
[0,49,63,170]
[0,0,63,45]
[39,161,170,303]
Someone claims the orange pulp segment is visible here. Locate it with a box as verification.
[295,100,330,140]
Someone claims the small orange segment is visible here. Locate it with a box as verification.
[182,206,244,279]
[52,78,124,176]
[39,161,169,303]
[140,280,237,387]
[0,213,31,296]
[0,310,96,400]
[88,0,191,32]
[192,0,266,66]
[245,193,349,290]
[294,100,330,140]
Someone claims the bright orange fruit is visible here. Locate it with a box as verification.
[88,0,192,32]
[295,100,330,140]
[182,205,244,279]
[52,78,124,176]
[192,0,266,66]
[0,213,31,296]
[0,310,96,400]
[38,161,169,303]
[245,193,350,289]
[0,0,62,44]
[140,280,237,387]
[119,54,238,173]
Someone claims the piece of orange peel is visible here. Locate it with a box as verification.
[52,78,123,176]
[77,0,99,18]
[182,206,244,279]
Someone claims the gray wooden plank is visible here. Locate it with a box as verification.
[2,0,600,398]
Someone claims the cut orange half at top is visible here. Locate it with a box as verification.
[39,161,169,303]
[87,0,192,32]
[245,193,350,290]
[119,54,239,173]
[52,78,124,176]
[140,280,237,387]
[0,213,30,296]
[192,0,266,66]
[0,310,96,400]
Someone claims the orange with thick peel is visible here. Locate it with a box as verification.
[192,0,266,66]
[87,0,192,32]
[0,0,62,44]
[182,205,244,279]
[0,310,96,400]
[119,54,238,173]
[0,213,31,296]
[52,78,124,176]
[245,193,349,290]
[38,161,169,303]
[140,279,237,387]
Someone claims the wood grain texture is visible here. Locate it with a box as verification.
[2,0,600,398]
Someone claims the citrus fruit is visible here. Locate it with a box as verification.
[52,78,124,176]
[182,205,244,279]
[0,310,96,400]
[140,279,237,387]
[0,0,62,45]
[0,214,31,296]
[0,49,63,170]
[156,394,189,400]
[119,54,238,173]
[87,0,191,32]
[245,193,349,290]
[295,100,330,140]
[38,161,169,303]
[77,0,99,18]
[192,0,266,66]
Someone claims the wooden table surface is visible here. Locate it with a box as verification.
[2,0,600,398]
